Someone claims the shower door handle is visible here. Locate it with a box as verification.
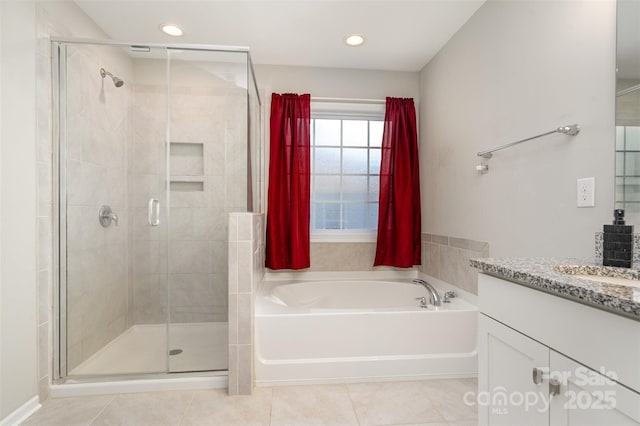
[148,198,160,226]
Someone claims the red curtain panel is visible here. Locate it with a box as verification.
[374,97,422,267]
[265,93,311,270]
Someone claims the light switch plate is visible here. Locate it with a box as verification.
[577,177,595,208]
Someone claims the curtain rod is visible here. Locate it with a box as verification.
[311,96,386,104]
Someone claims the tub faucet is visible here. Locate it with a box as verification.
[443,291,456,303]
[412,279,442,306]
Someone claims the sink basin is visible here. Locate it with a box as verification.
[570,274,640,288]
[554,265,640,289]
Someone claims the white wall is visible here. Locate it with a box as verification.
[0,0,38,420]
[419,0,616,258]
[255,64,420,271]
[255,64,419,101]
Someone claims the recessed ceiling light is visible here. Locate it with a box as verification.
[160,24,183,37]
[344,34,365,47]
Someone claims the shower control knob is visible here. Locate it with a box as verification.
[99,205,119,227]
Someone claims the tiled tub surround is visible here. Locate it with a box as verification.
[267,242,390,272]
[272,234,490,277]
[470,257,640,320]
[421,234,490,295]
[309,242,378,271]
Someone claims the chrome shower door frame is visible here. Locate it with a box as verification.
[52,37,260,383]
[52,41,67,379]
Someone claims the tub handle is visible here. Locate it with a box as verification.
[415,297,428,308]
[443,291,456,303]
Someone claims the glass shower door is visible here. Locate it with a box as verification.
[58,41,251,378]
[128,47,171,374]
[60,42,170,376]
[165,48,247,372]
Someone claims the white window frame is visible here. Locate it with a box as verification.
[310,101,385,243]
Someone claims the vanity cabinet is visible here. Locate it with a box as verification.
[478,314,548,424]
[478,273,640,426]
[549,351,639,425]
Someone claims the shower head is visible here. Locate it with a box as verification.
[100,68,124,88]
[112,76,124,87]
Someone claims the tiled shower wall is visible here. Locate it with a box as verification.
[420,233,490,295]
[127,78,167,324]
[63,44,133,373]
[228,213,265,395]
[168,75,247,324]
[130,59,248,325]
[36,6,55,401]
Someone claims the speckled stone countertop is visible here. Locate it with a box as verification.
[470,257,640,321]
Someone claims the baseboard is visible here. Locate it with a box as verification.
[256,372,478,387]
[0,396,41,426]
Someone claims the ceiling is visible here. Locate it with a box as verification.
[74,0,485,72]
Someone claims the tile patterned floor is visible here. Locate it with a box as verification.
[22,379,478,426]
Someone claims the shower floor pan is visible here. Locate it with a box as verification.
[69,322,228,376]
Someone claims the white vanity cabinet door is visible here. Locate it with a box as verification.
[549,351,640,426]
[479,314,549,426]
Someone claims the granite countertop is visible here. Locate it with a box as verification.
[470,257,640,321]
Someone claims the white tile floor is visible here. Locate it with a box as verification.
[22,378,478,426]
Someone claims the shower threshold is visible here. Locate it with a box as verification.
[51,371,228,397]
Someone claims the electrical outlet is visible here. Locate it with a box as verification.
[577,177,595,207]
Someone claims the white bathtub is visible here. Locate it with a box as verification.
[255,278,478,386]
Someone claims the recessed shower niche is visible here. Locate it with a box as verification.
[53,40,261,381]
[170,142,205,192]
[170,142,204,176]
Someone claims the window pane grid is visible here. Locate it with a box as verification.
[311,117,382,231]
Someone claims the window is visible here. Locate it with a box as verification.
[310,102,384,240]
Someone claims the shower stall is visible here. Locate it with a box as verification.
[52,39,261,381]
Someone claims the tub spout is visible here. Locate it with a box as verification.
[412,279,442,306]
